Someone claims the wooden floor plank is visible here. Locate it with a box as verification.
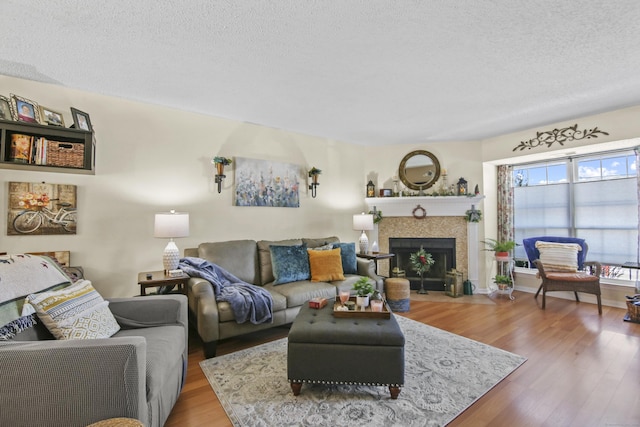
[165,291,640,427]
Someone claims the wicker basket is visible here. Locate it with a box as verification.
[626,300,640,323]
[47,140,84,168]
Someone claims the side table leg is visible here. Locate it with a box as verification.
[389,386,401,399]
[290,382,302,396]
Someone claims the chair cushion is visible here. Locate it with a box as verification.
[25,280,120,340]
[269,244,310,285]
[545,272,599,282]
[535,241,581,272]
[308,248,345,282]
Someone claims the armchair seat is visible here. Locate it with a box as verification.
[544,272,599,282]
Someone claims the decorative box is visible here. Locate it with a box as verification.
[309,297,328,309]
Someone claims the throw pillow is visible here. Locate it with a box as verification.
[269,244,310,285]
[25,280,120,340]
[535,241,581,272]
[332,242,358,274]
[308,248,345,282]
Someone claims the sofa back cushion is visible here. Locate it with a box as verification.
[302,236,340,249]
[198,240,260,285]
[257,239,303,285]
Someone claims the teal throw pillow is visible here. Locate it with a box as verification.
[332,242,358,274]
[269,244,310,285]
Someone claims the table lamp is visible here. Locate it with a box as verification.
[353,212,374,254]
[154,210,189,272]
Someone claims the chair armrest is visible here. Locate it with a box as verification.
[0,337,147,425]
[108,294,187,330]
[187,277,221,343]
[356,257,384,291]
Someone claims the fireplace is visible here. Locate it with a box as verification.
[389,237,456,291]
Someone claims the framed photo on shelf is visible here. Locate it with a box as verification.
[70,107,92,131]
[0,95,13,121]
[39,106,65,127]
[380,188,393,197]
[10,94,41,124]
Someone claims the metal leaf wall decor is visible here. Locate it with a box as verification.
[512,124,609,152]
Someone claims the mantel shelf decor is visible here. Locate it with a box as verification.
[512,123,609,152]
[365,194,484,217]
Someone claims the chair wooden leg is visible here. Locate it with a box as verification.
[542,290,546,309]
[597,295,602,315]
[574,291,580,302]
[534,284,543,299]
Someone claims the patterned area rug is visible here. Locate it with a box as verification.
[200,316,526,427]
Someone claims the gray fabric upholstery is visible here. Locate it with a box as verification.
[184,238,383,358]
[0,295,187,427]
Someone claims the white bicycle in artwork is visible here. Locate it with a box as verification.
[12,197,77,234]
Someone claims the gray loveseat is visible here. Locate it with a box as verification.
[184,236,382,358]
[0,255,188,427]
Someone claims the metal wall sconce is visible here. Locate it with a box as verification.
[212,156,232,194]
[308,167,321,198]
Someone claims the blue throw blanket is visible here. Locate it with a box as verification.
[178,257,273,325]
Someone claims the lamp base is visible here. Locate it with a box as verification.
[163,240,180,273]
[358,231,369,254]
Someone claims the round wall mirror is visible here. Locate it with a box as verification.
[399,150,441,191]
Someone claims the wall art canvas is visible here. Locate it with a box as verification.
[234,157,301,207]
[7,181,77,235]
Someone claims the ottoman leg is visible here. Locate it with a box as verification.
[290,382,302,396]
[389,386,401,399]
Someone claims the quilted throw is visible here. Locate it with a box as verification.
[0,254,71,339]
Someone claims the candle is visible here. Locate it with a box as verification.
[442,168,447,176]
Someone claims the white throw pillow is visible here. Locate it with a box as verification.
[535,241,581,272]
[25,280,120,340]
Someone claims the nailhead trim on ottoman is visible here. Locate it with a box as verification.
[385,277,410,312]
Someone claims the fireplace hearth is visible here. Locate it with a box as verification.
[389,237,456,291]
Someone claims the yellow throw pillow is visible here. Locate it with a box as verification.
[307,248,345,282]
[25,280,120,340]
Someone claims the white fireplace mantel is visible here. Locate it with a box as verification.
[365,195,484,217]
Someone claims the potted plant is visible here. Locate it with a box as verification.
[352,277,375,308]
[482,238,517,261]
[308,167,322,184]
[212,156,233,175]
[493,274,513,290]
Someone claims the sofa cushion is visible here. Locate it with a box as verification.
[263,280,337,308]
[198,240,259,285]
[217,288,287,323]
[257,239,303,285]
[302,236,340,249]
[308,248,345,282]
[332,242,358,274]
[113,324,185,400]
[270,244,310,285]
[26,280,120,340]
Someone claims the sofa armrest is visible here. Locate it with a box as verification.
[356,257,384,291]
[108,294,187,330]
[0,337,147,426]
[187,277,221,343]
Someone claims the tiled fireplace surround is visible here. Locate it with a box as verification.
[365,196,483,288]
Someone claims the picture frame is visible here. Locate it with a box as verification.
[10,94,41,124]
[70,107,92,131]
[0,95,13,121]
[39,106,65,127]
[380,188,393,197]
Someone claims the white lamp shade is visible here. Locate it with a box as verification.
[353,213,374,231]
[154,211,189,238]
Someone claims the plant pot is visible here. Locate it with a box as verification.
[356,295,369,309]
[216,163,225,176]
[498,284,510,290]
[495,251,510,261]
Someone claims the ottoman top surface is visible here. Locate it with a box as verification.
[288,300,405,346]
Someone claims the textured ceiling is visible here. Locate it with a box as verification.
[1,1,640,146]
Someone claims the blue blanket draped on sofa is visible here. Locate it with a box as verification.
[179,257,273,324]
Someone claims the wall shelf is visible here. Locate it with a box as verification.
[0,119,95,175]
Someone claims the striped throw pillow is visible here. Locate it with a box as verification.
[535,241,581,272]
[25,280,120,340]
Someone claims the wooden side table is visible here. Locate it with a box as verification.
[358,252,395,275]
[137,270,189,296]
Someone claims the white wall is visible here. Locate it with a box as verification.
[0,76,371,297]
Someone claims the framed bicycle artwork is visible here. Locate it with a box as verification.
[7,181,77,235]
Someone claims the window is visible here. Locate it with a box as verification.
[513,150,638,281]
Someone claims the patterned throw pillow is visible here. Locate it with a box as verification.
[332,242,358,274]
[25,280,120,340]
[308,248,345,282]
[535,241,581,272]
[269,244,311,285]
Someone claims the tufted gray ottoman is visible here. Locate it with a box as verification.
[287,299,405,398]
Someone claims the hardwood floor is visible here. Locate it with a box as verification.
[165,292,640,426]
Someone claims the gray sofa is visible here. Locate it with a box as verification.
[184,236,382,358]
[0,257,188,427]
